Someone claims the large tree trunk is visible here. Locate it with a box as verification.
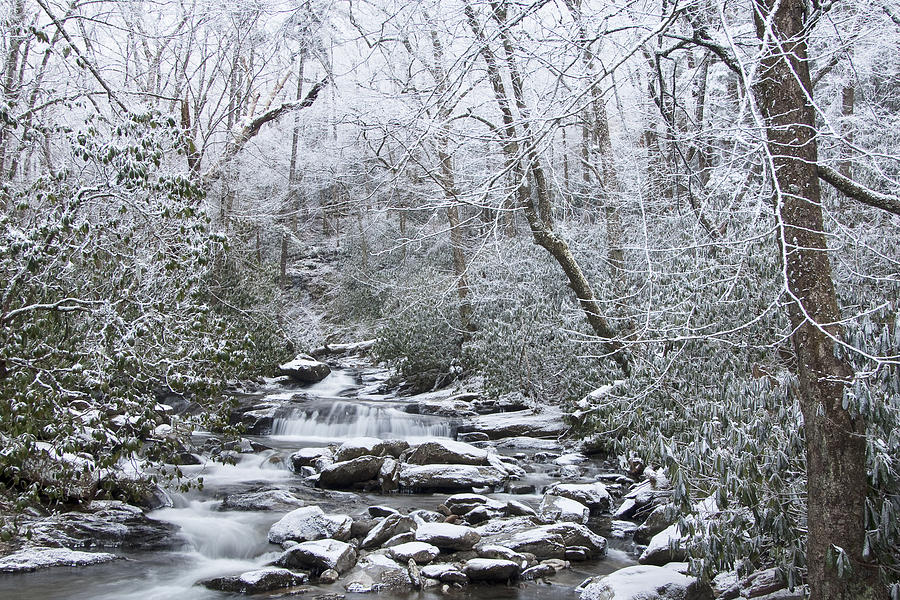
[751,1,878,598]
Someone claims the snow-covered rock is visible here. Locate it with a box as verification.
[407,440,489,466]
[475,544,528,564]
[398,464,506,492]
[289,447,334,472]
[415,522,481,550]
[361,514,416,550]
[219,489,304,512]
[459,408,568,439]
[318,455,384,488]
[490,528,566,559]
[0,547,119,573]
[578,564,709,600]
[546,482,612,512]
[539,494,590,524]
[388,541,440,564]
[267,506,353,544]
[200,567,308,593]
[333,437,409,461]
[279,355,331,383]
[274,538,358,574]
[463,558,520,582]
[27,501,177,550]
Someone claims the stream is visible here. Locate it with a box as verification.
[0,364,636,600]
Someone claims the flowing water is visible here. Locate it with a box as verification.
[0,366,635,600]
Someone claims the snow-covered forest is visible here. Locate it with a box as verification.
[1,0,899,599]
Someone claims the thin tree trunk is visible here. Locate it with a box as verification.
[751,1,878,597]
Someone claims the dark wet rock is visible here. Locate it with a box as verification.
[274,539,358,574]
[462,558,520,582]
[465,506,499,525]
[279,355,331,383]
[475,544,527,564]
[444,493,496,515]
[27,501,177,551]
[634,505,674,545]
[219,489,304,512]
[0,547,120,573]
[319,455,384,489]
[471,393,530,415]
[389,541,440,564]
[490,529,566,559]
[334,438,408,462]
[200,567,308,594]
[383,532,416,547]
[508,484,537,495]
[406,440,488,466]
[235,404,279,435]
[505,500,536,517]
[398,464,506,492]
[361,514,416,550]
[539,494,590,524]
[351,518,379,539]
[368,506,399,518]
[545,482,612,512]
[457,432,489,443]
[268,506,353,545]
[290,448,334,473]
[521,564,555,580]
[409,509,444,523]
[414,522,480,551]
[540,522,607,558]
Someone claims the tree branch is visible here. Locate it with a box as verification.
[818,164,900,217]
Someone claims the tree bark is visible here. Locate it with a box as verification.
[751,1,879,597]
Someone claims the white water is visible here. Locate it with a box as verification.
[270,401,453,442]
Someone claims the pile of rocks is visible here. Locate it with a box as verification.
[290,437,526,494]
[199,482,614,595]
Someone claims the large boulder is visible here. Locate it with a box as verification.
[334,438,409,461]
[268,506,353,545]
[279,355,331,383]
[406,440,488,466]
[541,522,608,558]
[0,547,119,573]
[490,529,566,559]
[634,505,674,545]
[639,524,686,566]
[539,494,590,524]
[26,501,177,551]
[318,456,385,489]
[415,522,481,551]
[546,482,612,512]
[219,489,304,512]
[463,558,521,582]
[457,409,568,440]
[389,541,440,564]
[361,514,416,550]
[398,464,506,492]
[579,564,711,600]
[274,539,358,574]
[290,447,334,472]
[200,567,308,594]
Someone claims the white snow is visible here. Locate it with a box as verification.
[0,547,119,573]
[579,564,697,600]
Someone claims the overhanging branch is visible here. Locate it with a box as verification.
[817,164,900,217]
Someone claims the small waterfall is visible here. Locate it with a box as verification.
[270,401,452,441]
[153,501,270,559]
